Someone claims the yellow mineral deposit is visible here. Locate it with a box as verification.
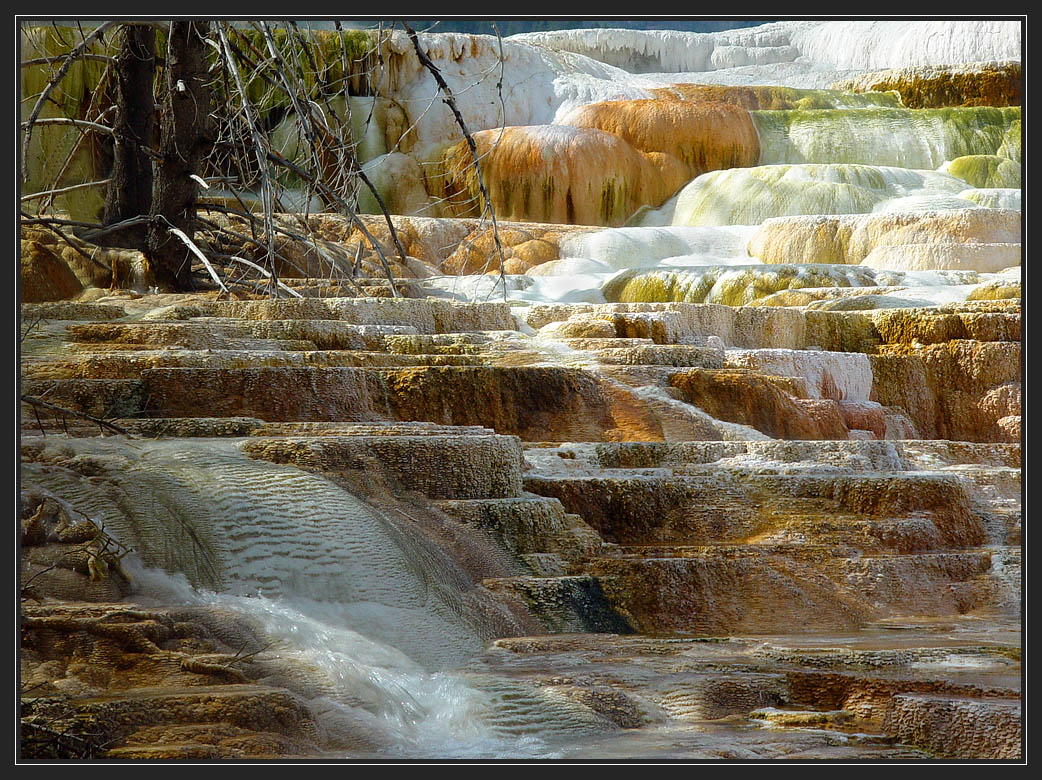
[831,61,1022,109]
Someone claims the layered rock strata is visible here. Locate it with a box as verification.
[20,293,1020,758]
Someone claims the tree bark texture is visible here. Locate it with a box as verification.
[100,24,155,247]
[147,21,214,289]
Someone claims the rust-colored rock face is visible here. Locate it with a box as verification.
[668,369,848,440]
[832,61,1022,108]
[21,240,84,303]
[558,99,760,180]
[431,125,691,226]
[870,340,1020,442]
[882,695,1021,759]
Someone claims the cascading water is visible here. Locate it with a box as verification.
[21,437,606,758]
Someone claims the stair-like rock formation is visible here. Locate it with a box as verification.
[20,292,1020,759]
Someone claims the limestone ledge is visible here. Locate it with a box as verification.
[881,694,1021,759]
[435,496,606,560]
[520,301,1019,352]
[747,210,1021,267]
[522,471,985,549]
[240,434,524,500]
[530,439,1019,471]
[831,61,1022,108]
[20,602,322,759]
[485,632,1019,758]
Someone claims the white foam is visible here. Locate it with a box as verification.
[725,348,874,401]
[558,225,757,269]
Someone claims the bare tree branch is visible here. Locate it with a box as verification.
[158,218,230,294]
[79,215,150,243]
[20,178,111,203]
[20,394,133,437]
[401,21,508,301]
[216,23,278,291]
[265,150,403,296]
[21,54,114,67]
[21,21,119,182]
[222,254,303,298]
[21,117,113,135]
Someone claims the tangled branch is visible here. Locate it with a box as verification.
[402,21,508,301]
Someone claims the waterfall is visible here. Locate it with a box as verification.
[22,437,583,757]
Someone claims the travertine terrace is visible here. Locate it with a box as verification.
[20,287,1021,759]
[19,18,1021,761]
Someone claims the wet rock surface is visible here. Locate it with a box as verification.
[20,602,323,758]
[20,290,1020,759]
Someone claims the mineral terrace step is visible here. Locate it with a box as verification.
[435,497,605,559]
[881,694,1021,759]
[23,685,317,746]
[520,303,1020,352]
[591,344,726,368]
[21,302,128,321]
[474,630,1019,757]
[23,348,488,379]
[522,471,985,548]
[138,297,518,333]
[580,549,1000,635]
[239,433,525,500]
[18,417,504,440]
[122,365,636,441]
[526,440,1020,471]
[62,319,417,351]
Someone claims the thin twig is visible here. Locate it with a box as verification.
[41,105,117,213]
[216,23,277,291]
[401,21,507,302]
[195,209,362,293]
[19,213,101,230]
[252,23,406,298]
[79,214,150,243]
[21,117,112,135]
[221,254,303,298]
[22,21,118,182]
[265,150,403,297]
[158,218,230,294]
[20,394,133,437]
[20,314,45,344]
[20,178,111,203]
[21,54,114,67]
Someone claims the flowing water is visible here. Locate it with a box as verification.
[25,437,562,757]
[27,436,979,759]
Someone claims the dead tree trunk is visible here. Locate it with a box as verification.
[146,20,214,290]
[100,24,155,248]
